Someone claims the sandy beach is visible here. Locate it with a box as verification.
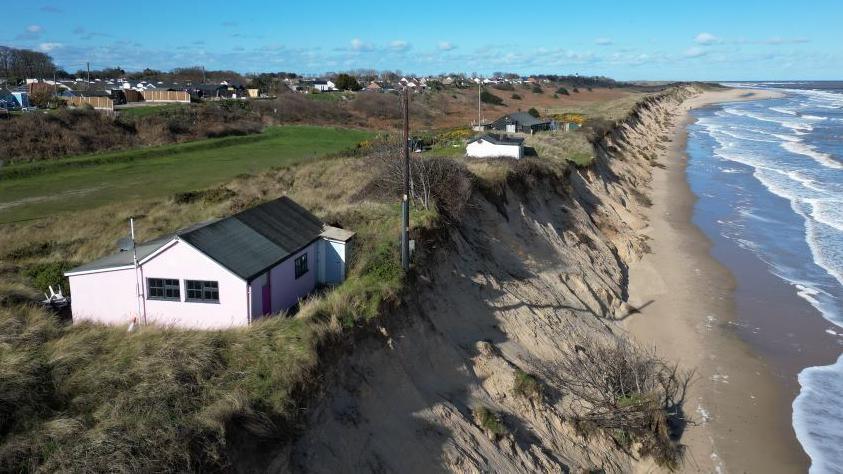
[623,88,813,473]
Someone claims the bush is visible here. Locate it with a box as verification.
[556,87,570,96]
[480,90,504,106]
[531,84,543,94]
[527,107,540,118]
[573,87,580,93]
[24,261,74,295]
[512,368,542,401]
[473,406,506,438]
[511,93,522,100]
[493,83,514,91]
[540,328,691,469]
[335,73,362,91]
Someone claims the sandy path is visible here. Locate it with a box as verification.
[624,88,810,473]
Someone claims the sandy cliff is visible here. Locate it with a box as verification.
[279,86,699,473]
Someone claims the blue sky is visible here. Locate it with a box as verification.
[4,0,842,80]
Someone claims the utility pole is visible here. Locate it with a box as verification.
[86,62,90,92]
[202,65,206,84]
[478,82,481,128]
[400,87,410,271]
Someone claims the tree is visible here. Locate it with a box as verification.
[556,87,570,96]
[527,107,540,118]
[0,46,57,82]
[335,73,362,91]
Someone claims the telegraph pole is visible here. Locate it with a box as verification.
[86,62,90,89]
[400,87,410,271]
[478,82,481,128]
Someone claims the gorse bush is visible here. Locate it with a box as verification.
[480,90,504,106]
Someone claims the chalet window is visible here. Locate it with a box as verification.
[147,278,180,300]
[294,254,308,279]
[185,280,219,303]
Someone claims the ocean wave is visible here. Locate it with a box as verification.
[770,106,798,116]
[793,354,843,474]
[781,142,843,170]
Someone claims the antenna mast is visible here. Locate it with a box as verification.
[130,217,146,325]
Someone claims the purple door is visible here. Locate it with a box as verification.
[262,285,271,315]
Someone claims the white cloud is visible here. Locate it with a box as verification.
[438,41,456,51]
[695,32,719,44]
[27,25,43,33]
[390,40,410,51]
[594,37,613,46]
[684,46,707,58]
[350,38,373,51]
[39,42,63,52]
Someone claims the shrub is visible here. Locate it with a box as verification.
[493,83,514,91]
[540,328,691,469]
[556,87,570,96]
[527,107,540,118]
[573,87,580,93]
[24,261,74,295]
[531,84,543,94]
[512,368,542,401]
[480,90,504,106]
[511,93,522,100]
[334,73,362,91]
[473,406,506,438]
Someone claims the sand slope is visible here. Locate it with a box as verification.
[273,87,795,473]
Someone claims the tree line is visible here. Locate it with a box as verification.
[0,46,60,83]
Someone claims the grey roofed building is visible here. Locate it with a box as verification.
[66,196,352,282]
[467,133,525,146]
[490,111,551,133]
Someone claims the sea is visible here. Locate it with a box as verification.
[687,81,843,473]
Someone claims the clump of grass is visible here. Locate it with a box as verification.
[473,406,507,439]
[512,368,542,401]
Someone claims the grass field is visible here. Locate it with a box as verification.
[116,102,193,118]
[0,126,372,224]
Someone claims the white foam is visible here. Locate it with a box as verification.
[793,354,843,474]
[781,141,843,170]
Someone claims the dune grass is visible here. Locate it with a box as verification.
[0,126,372,224]
[0,146,439,471]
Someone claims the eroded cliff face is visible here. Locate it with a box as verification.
[282,86,698,473]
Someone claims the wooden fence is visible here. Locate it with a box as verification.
[65,96,114,111]
[141,90,190,103]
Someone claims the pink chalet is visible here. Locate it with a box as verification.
[64,196,354,329]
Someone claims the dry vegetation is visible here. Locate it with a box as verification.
[0,84,691,470]
[539,326,693,470]
[0,84,646,164]
[0,136,481,471]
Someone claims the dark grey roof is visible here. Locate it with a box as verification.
[491,111,550,128]
[468,133,525,146]
[181,197,324,280]
[67,197,327,281]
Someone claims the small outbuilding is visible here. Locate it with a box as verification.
[65,197,354,329]
[490,111,551,134]
[466,133,525,159]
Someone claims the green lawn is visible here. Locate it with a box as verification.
[116,103,193,119]
[0,126,372,223]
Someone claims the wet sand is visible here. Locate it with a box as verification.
[624,88,812,473]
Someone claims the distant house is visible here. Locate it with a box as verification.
[466,133,525,159]
[490,112,551,134]
[65,197,354,329]
[0,88,19,109]
[366,81,383,91]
